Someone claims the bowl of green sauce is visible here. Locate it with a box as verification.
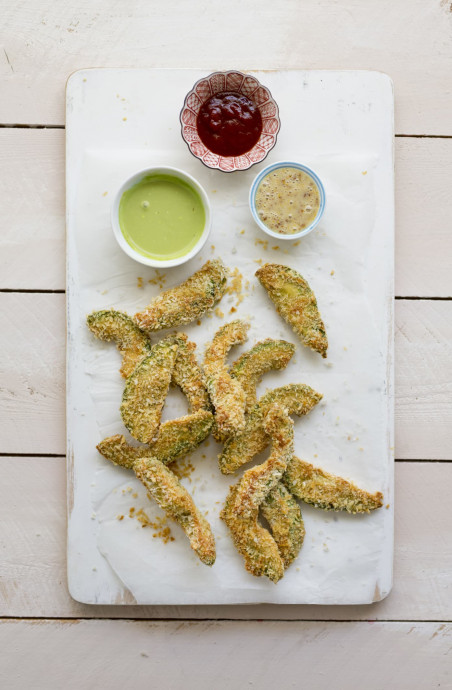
[112,167,211,267]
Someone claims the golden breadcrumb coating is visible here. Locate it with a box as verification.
[86,309,152,378]
[256,263,328,358]
[219,383,322,475]
[97,409,213,467]
[222,484,284,583]
[170,333,211,412]
[134,457,216,565]
[120,338,178,443]
[231,406,294,518]
[134,259,228,331]
[230,339,295,411]
[203,320,250,442]
[261,483,305,569]
[283,455,383,513]
[221,407,293,583]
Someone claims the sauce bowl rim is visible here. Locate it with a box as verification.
[111,166,212,268]
[249,161,326,240]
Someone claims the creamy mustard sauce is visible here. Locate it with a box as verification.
[255,167,321,234]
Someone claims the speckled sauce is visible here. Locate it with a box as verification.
[255,167,321,234]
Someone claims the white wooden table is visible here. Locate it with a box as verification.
[1,1,451,687]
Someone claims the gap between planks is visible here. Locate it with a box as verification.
[0,617,450,624]
[1,123,452,139]
[1,290,451,300]
[0,453,450,463]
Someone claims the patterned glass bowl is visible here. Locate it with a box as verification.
[180,70,280,172]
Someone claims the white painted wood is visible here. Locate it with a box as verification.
[1,619,451,689]
[1,294,450,460]
[66,68,394,605]
[396,138,452,298]
[1,459,450,620]
[0,293,66,455]
[1,131,451,296]
[395,300,452,460]
[0,129,65,290]
[1,0,452,134]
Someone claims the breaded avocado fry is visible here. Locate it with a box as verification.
[120,337,178,443]
[256,263,328,358]
[283,455,384,513]
[97,433,146,470]
[230,339,295,411]
[97,409,213,467]
[171,333,211,412]
[134,259,228,331]
[221,484,284,583]
[204,320,250,442]
[231,406,294,518]
[134,457,216,565]
[261,483,305,569]
[86,309,152,378]
[150,409,213,462]
[221,407,293,583]
[219,383,322,475]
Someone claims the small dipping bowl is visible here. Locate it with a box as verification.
[249,161,326,240]
[111,166,211,268]
[180,70,280,172]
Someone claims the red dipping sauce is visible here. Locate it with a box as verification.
[196,91,263,157]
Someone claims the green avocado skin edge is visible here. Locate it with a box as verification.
[119,174,205,261]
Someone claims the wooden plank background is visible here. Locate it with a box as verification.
[1,0,451,686]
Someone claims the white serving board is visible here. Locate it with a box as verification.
[66,69,394,605]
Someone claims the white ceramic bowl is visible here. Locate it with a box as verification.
[249,161,326,240]
[111,166,212,268]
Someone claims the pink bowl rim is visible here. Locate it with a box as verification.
[180,70,281,173]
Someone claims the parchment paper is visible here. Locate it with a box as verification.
[75,149,391,604]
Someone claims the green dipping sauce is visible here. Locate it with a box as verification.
[118,174,206,261]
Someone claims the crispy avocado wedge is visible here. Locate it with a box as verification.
[230,406,294,518]
[86,309,152,378]
[219,383,322,475]
[221,407,293,583]
[149,409,213,462]
[221,484,284,583]
[134,457,216,566]
[230,339,295,411]
[261,483,305,569]
[283,455,383,513]
[120,337,178,443]
[171,333,211,413]
[97,409,213,467]
[204,320,250,442]
[134,259,228,331]
[256,263,328,358]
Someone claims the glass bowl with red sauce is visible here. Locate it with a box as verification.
[180,71,280,172]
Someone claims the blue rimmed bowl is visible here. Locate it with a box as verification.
[249,161,326,240]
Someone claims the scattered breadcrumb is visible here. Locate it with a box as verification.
[255,238,268,250]
[330,270,335,276]
[135,509,175,543]
[148,270,167,289]
[137,276,144,289]
[215,307,224,318]
[102,191,108,197]
[117,514,124,521]
[170,457,196,481]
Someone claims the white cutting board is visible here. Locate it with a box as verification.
[66,69,394,605]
